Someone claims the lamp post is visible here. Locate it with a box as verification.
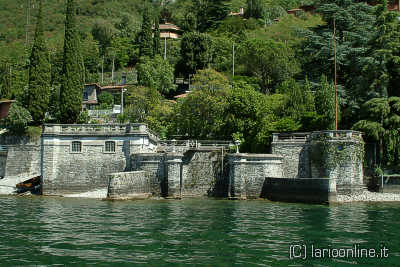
[121,88,127,115]
[235,140,241,154]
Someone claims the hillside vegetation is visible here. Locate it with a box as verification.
[0,0,399,169]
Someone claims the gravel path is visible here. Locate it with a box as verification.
[337,191,400,202]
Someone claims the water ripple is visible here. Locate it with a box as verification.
[0,197,399,266]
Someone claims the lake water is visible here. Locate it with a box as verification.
[0,196,399,266]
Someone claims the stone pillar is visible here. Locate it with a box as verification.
[165,152,183,198]
[131,153,165,197]
[310,131,365,194]
[228,154,247,199]
[41,136,60,195]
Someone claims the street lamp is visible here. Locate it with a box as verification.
[121,88,127,114]
[235,140,241,154]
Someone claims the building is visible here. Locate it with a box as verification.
[153,23,183,39]
[229,7,244,16]
[83,84,127,111]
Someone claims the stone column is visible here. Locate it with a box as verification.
[165,152,183,198]
[228,154,247,200]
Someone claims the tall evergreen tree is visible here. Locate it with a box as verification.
[153,14,161,56]
[59,0,84,123]
[194,0,228,32]
[315,75,336,130]
[140,4,153,58]
[245,0,265,19]
[27,0,51,125]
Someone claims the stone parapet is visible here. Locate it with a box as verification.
[42,123,160,142]
[271,133,310,178]
[228,153,284,199]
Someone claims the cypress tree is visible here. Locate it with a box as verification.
[153,14,160,56]
[59,0,84,123]
[140,4,153,58]
[27,0,51,125]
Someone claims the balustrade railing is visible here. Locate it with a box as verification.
[158,139,233,151]
[272,133,310,142]
[87,110,113,117]
[311,130,362,139]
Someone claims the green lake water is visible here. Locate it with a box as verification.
[0,196,399,266]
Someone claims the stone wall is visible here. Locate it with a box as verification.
[379,176,400,193]
[0,152,6,178]
[131,153,165,197]
[5,142,41,180]
[131,148,228,198]
[0,135,41,192]
[181,149,225,198]
[309,131,364,194]
[228,153,284,199]
[271,133,310,178]
[41,124,158,195]
[107,171,151,200]
[262,177,337,204]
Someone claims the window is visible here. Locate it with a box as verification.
[83,91,88,100]
[71,141,82,153]
[105,141,116,153]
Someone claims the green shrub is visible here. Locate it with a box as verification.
[1,103,33,134]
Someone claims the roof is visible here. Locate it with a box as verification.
[155,23,182,32]
[85,83,101,89]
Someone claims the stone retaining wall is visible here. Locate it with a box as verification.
[228,153,284,199]
[131,148,227,198]
[107,171,151,200]
[0,152,7,178]
[378,176,400,193]
[262,177,337,204]
[271,133,310,178]
[0,136,41,187]
[131,153,165,197]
